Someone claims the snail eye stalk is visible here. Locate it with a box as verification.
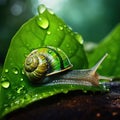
[90,53,112,81]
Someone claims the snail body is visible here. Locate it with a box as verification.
[24,46,112,86]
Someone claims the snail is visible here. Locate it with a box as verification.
[24,46,112,86]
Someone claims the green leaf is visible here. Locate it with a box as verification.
[88,23,120,78]
[0,5,89,118]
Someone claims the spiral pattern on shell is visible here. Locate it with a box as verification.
[24,50,49,83]
[24,46,73,83]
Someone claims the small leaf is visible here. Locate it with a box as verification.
[88,23,120,78]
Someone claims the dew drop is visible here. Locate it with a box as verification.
[39,96,43,99]
[22,70,25,75]
[74,33,83,44]
[67,26,72,32]
[4,69,9,73]
[59,26,63,31]
[69,26,72,30]
[36,16,49,29]
[1,76,7,81]
[38,4,46,14]
[20,78,24,81]
[48,49,52,54]
[12,68,19,75]
[48,8,54,15]
[34,94,38,97]
[1,81,10,88]
[47,31,51,35]
[17,87,23,94]
[14,100,20,105]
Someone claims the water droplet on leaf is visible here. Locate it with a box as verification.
[1,81,10,88]
[17,87,23,94]
[4,69,9,73]
[59,26,63,31]
[20,78,24,81]
[47,31,51,35]
[14,100,20,105]
[1,76,7,81]
[34,94,38,97]
[67,26,72,32]
[75,33,83,44]
[22,70,25,75]
[12,68,19,75]
[38,4,46,14]
[36,15,49,29]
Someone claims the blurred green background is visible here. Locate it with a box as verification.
[0,0,120,65]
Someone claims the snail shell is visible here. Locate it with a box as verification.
[24,46,73,83]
